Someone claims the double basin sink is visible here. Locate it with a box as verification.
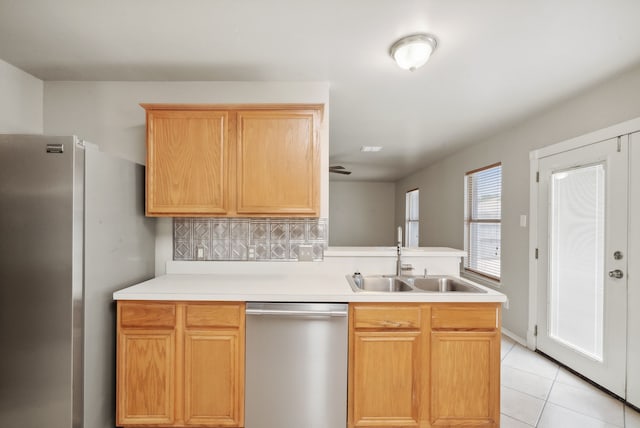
[347,274,486,293]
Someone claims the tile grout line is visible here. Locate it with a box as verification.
[501,340,515,362]
[501,336,629,427]
[543,368,626,427]
[533,366,560,427]
[542,401,626,427]
[500,384,544,426]
[500,408,537,427]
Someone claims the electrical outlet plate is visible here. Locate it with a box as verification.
[298,245,313,262]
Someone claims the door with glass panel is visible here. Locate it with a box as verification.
[536,137,628,396]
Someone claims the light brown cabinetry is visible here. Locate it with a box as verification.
[236,110,319,215]
[142,104,322,217]
[116,301,245,428]
[145,110,229,216]
[430,305,501,427]
[348,303,501,428]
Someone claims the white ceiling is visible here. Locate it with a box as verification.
[2,0,640,181]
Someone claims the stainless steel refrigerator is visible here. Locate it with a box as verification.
[0,135,156,428]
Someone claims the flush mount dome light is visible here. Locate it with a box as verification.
[390,33,438,71]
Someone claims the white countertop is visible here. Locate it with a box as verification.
[113,273,506,303]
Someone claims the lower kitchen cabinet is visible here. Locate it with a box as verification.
[430,331,500,425]
[117,300,499,428]
[348,303,501,428]
[351,330,422,426]
[430,305,501,426]
[118,329,176,425]
[116,301,245,428]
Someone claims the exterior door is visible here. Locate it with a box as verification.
[536,136,628,396]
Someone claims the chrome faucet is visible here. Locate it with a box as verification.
[396,226,414,276]
[396,226,403,276]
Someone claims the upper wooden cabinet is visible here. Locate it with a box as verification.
[142,104,323,217]
[236,110,319,215]
[145,109,229,216]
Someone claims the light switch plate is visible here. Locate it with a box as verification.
[298,245,313,262]
[520,215,527,228]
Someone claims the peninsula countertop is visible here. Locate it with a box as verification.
[113,272,506,303]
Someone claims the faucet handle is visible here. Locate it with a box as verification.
[400,263,414,273]
[353,272,363,286]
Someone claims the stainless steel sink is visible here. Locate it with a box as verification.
[404,276,485,293]
[348,275,413,292]
[346,274,487,293]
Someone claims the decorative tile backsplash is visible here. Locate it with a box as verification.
[174,218,328,261]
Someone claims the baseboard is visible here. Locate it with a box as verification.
[501,327,528,347]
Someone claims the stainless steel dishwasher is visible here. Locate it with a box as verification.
[245,302,348,428]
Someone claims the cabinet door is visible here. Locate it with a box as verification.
[146,110,229,216]
[350,330,421,427]
[431,331,500,427]
[236,110,319,216]
[184,330,244,426]
[117,330,176,425]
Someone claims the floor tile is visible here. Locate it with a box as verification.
[502,344,559,380]
[627,406,640,428]
[501,365,554,400]
[538,402,620,428]
[547,381,624,426]
[501,385,545,426]
[501,413,534,427]
[502,336,516,360]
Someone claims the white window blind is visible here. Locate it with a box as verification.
[464,163,502,280]
[405,189,419,247]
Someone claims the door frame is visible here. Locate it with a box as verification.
[528,116,640,350]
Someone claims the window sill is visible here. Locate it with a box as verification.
[461,270,501,289]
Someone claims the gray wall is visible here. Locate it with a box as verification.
[396,63,640,339]
[329,181,395,246]
[0,59,42,133]
[43,81,330,275]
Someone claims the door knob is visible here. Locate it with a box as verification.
[608,270,624,279]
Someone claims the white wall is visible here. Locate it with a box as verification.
[329,181,395,246]
[395,63,640,340]
[43,81,330,275]
[0,59,43,133]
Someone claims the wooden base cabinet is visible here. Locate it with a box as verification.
[348,303,501,428]
[116,301,245,428]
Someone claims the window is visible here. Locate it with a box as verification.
[405,189,419,247]
[464,163,502,280]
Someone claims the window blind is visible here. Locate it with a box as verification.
[464,163,502,280]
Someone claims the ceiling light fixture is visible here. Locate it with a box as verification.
[389,33,438,71]
[360,146,383,152]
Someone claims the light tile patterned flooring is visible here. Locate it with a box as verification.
[501,336,640,427]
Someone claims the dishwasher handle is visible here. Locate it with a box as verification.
[245,308,348,318]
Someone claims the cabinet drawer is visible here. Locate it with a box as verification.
[185,303,243,328]
[432,305,498,330]
[352,305,421,329]
[119,302,176,328]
